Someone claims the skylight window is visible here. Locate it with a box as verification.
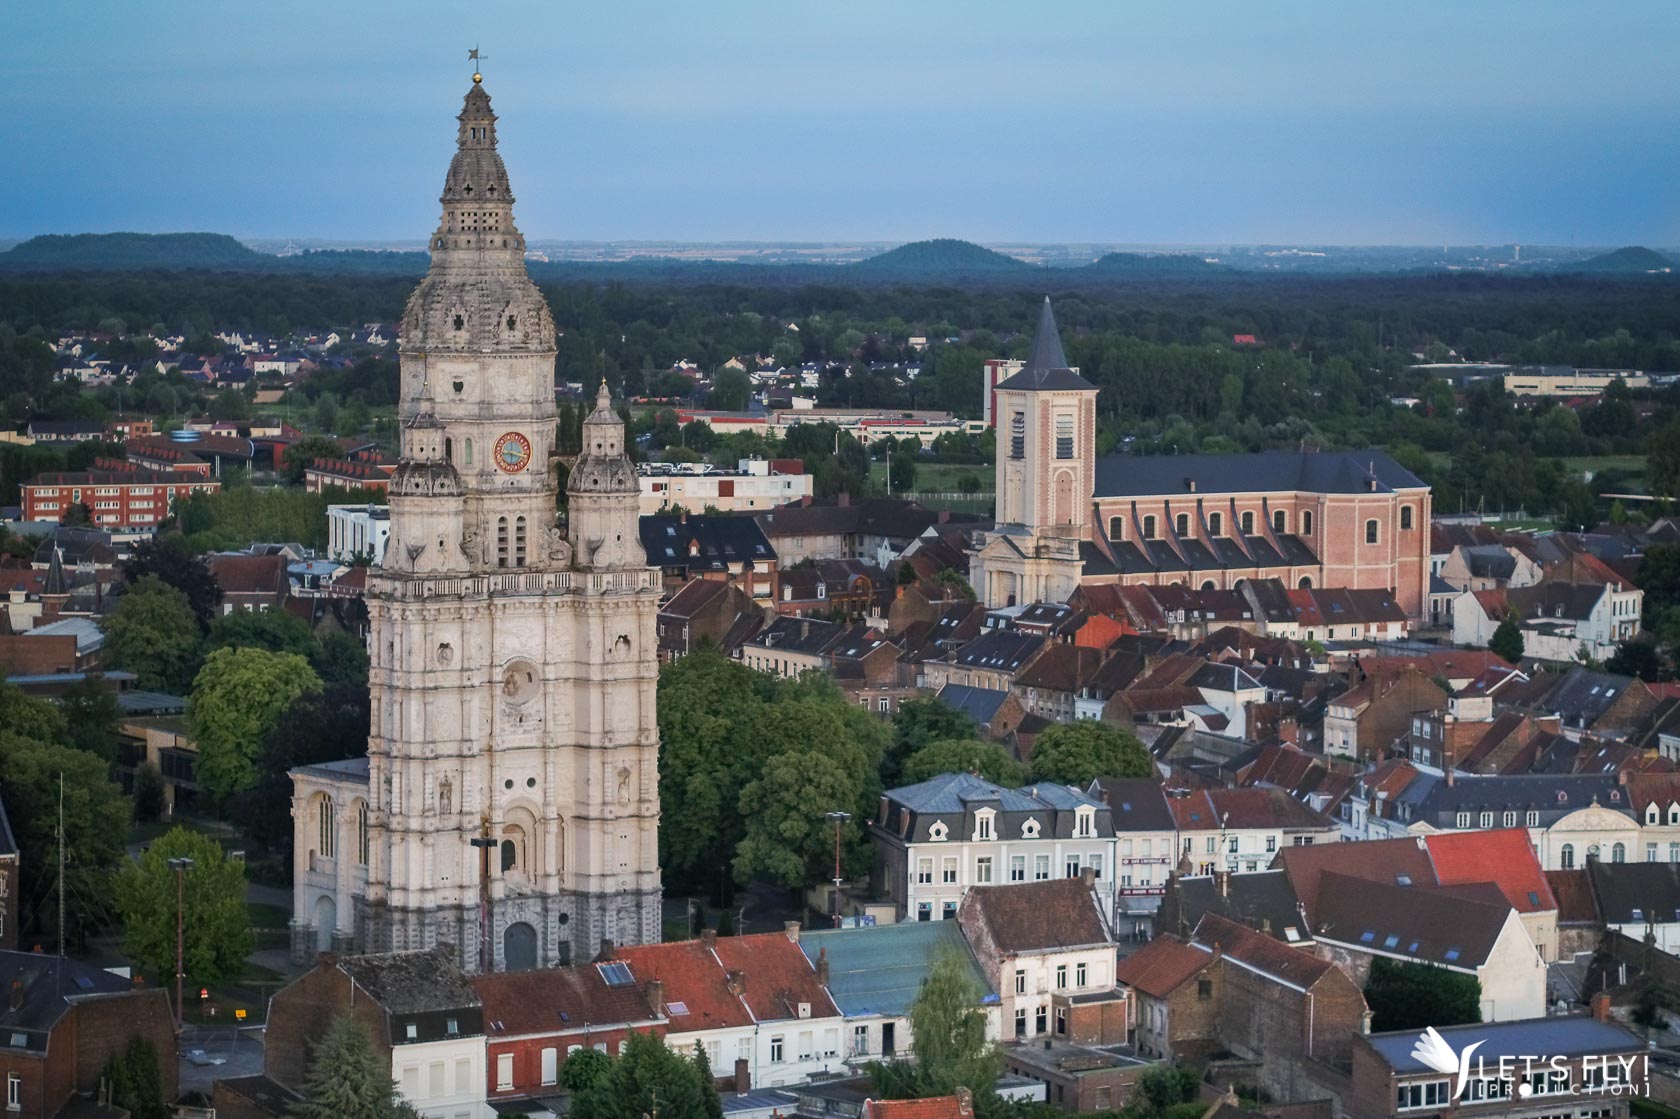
[1395,874,1412,886]
[1359,930,1376,944]
[8,1032,26,1048]
[666,1001,689,1016]
[1527,891,1540,906]
[598,961,635,987]
[1632,909,1644,922]
[1443,948,1461,962]
[1383,935,1400,949]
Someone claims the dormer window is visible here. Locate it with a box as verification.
[1022,818,1041,839]
[1075,808,1094,838]
[928,821,948,842]
[975,811,994,841]
[1669,804,1679,826]
[1648,806,1660,825]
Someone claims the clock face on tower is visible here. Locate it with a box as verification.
[493,431,532,473]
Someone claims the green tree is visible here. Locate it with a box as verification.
[132,761,165,823]
[108,1035,168,1119]
[288,1016,419,1119]
[900,739,1025,786]
[571,1031,715,1119]
[312,630,372,691]
[1027,721,1153,786]
[206,607,318,658]
[281,435,348,484]
[560,1047,612,1093]
[888,451,917,494]
[102,576,205,692]
[56,677,122,764]
[734,751,863,889]
[870,946,999,1100]
[708,368,751,412]
[1489,616,1525,664]
[115,826,252,986]
[121,537,222,628]
[188,647,323,797]
[235,686,369,860]
[888,696,976,783]
[693,1041,724,1119]
[1364,957,1482,1033]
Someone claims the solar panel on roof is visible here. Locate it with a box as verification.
[597,961,635,987]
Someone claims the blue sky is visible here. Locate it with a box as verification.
[5,0,1678,244]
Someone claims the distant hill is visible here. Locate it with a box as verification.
[852,238,1032,277]
[1565,246,1675,273]
[0,232,271,270]
[1085,252,1220,275]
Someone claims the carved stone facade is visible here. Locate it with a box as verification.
[290,78,662,972]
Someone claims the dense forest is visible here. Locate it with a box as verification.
[1,269,1678,521]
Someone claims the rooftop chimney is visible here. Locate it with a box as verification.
[783,920,801,944]
[734,1057,750,1094]
[955,1087,974,1118]
[817,946,830,986]
[1592,992,1612,1022]
[725,969,745,997]
[701,928,717,949]
[1081,865,1097,889]
[646,978,665,1014]
[1185,478,1197,493]
[597,938,615,961]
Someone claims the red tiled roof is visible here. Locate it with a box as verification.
[207,553,286,596]
[709,932,839,1023]
[1425,828,1555,914]
[863,1097,972,1119]
[1205,787,1336,831]
[1191,914,1340,990]
[1544,869,1599,924]
[1114,934,1210,999]
[473,963,659,1038]
[615,940,753,1031]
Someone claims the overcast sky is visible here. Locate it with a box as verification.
[6,0,1678,245]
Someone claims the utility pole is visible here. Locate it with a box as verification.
[167,856,194,1029]
[471,822,498,974]
[824,811,852,928]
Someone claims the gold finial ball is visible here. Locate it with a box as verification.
[472,72,483,83]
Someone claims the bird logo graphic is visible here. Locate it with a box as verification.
[1411,1027,1488,1100]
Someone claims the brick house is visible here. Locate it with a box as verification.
[654,577,762,661]
[264,947,488,1119]
[473,961,662,1107]
[206,553,289,614]
[0,953,177,1119]
[1323,664,1447,762]
[958,875,1124,1046]
[20,466,220,531]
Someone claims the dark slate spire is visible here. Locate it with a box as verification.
[1026,295,1070,374]
[43,547,68,597]
[994,296,1097,392]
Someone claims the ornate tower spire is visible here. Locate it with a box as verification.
[568,381,645,569]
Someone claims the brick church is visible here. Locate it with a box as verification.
[969,299,1433,618]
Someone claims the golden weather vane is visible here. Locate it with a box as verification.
[469,45,487,83]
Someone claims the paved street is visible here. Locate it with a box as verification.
[177,1024,264,1096]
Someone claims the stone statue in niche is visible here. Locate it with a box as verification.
[438,776,453,816]
[437,642,454,667]
[616,765,633,805]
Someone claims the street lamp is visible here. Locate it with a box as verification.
[167,856,194,1030]
[823,811,852,928]
[470,834,499,973]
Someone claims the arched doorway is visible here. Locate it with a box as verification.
[504,921,538,972]
[313,896,336,954]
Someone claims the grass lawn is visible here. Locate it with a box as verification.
[870,460,992,494]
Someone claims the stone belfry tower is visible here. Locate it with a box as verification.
[292,76,663,972]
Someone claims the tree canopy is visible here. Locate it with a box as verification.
[870,945,1000,1101]
[900,738,1025,787]
[115,825,252,987]
[569,1031,722,1119]
[288,1016,419,1119]
[1489,615,1525,664]
[1027,720,1153,787]
[188,646,323,797]
[1364,957,1482,1033]
[102,575,205,693]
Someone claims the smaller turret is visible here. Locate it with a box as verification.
[567,383,646,570]
[382,460,469,575]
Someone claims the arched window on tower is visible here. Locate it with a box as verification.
[444,437,453,464]
[1241,511,1254,535]
[1175,513,1189,537]
[514,516,528,567]
[1208,512,1222,537]
[1301,510,1314,535]
[1142,515,1156,540]
[357,802,369,866]
[1273,509,1287,533]
[497,517,510,568]
[1108,516,1124,542]
[318,796,335,860]
[464,439,473,466]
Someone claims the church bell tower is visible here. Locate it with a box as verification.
[293,75,664,972]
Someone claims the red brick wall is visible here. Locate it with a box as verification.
[0,1016,76,1119]
[486,1026,653,1099]
[73,989,178,1103]
[0,635,78,678]
[266,964,387,1091]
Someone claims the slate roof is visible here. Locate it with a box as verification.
[1187,662,1264,693]
[1462,545,1518,579]
[950,629,1045,673]
[1364,1017,1642,1075]
[1090,778,1176,832]
[1273,837,1438,922]
[1312,872,1513,969]
[1165,872,1308,943]
[1545,869,1599,924]
[1092,448,1427,500]
[993,298,1096,393]
[935,683,1011,728]
[658,577,728,619]
[878,772,1112,844]
[336,946,482,1041]
[1586,861,1680,926]
[1522,667,1644,730]
[749,615,847,657]
[1112,934,1211,999]
[964,877,1110,953]
[1409,773,1628,828]
[800,921,994,1018]
[1013,644,1104,694]
[0,952,134,1054]
[639,514,776,573]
